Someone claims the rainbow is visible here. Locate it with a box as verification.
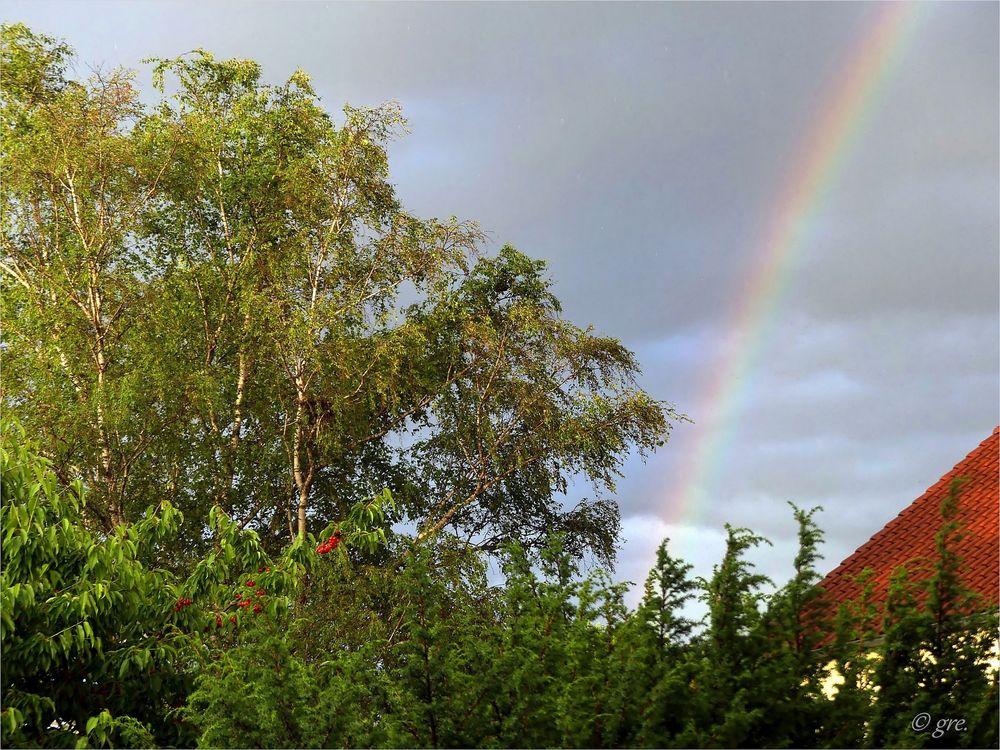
[665,2,928,535]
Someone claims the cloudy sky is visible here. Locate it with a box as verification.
[8,1,998,603]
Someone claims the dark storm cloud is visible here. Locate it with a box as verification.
[6,1,997,598]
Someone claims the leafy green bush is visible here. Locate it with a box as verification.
[1,421,195,747]
[0,420,393,747]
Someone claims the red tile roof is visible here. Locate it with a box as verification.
[818,427,999,622]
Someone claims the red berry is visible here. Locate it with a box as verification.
[246,580,255,587]
[253,603,262,613]
[257,567,264,573]
[256,589,265,597]
[229,615,236,624]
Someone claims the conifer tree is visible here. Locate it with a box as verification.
[868,565,930,747]
[489,538,578,748]
[893,481,998,749]
[867,481,999,748]
[920,482,999,749]
[754,504,830,748]
[818,568,880,748]
[629,540,699,747]
[677,525,773,748]
[380,539,501,748]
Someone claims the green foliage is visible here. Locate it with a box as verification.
[627,540,699,747]
[0,419,392,747]
[3,24,997,750]
[0,23,72,114]
[379,540,500,748]
[819,569,880,748]
[1,421,193,747]
[4,423,997,748]
[183,624,394,749]
[665,525,775,748]
[2,23,676,566]
[753,505,830,748]
[867,481,1000,749]
[487,537,634,748]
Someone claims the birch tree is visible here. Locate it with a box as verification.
[2,25,676,564]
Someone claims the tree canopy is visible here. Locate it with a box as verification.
[2,22,675,564]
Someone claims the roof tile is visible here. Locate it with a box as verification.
[818,427,999,628]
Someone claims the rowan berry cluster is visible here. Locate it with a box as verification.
[210,567,277,631]
[316,529,343,555]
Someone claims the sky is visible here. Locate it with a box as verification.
[6,1,998,605]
